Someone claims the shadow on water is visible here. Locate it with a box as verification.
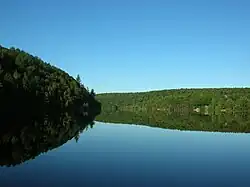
[96,110,250,133]
[0,111,98,167]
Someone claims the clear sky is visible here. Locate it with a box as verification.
[1,0,249,93]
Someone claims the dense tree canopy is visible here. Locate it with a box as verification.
[0,45,101,118]
[97,88,250,115]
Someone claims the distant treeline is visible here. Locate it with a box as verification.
[97,88,250,115]
[0,45,101,118]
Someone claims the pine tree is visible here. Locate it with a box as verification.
[76,74,81,84]
[90,89,96,97]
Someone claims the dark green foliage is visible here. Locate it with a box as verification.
[90,89,96,97]
[96,88,250,132]
[97,88,250,115]
[0,45,101,117]
[76,74,81,84]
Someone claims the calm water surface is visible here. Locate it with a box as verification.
[1,122,250,187]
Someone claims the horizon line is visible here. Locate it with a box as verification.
[97,86,250,94]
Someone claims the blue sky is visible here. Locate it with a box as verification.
[1,0,249,93]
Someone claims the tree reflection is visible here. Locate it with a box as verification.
[0,111,97,167]
[96,111,250,133]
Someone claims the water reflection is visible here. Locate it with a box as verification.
[96,111,250,133]
[0,112,96,167]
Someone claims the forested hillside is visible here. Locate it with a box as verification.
[97,88,250,115]
[0,45,101,119]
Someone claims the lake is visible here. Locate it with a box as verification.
[1,121,250,187]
